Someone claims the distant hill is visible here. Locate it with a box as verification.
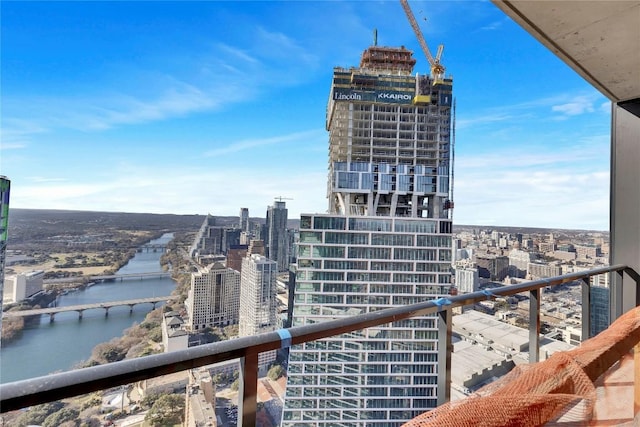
[6,209,206,246]
[5,209,302,247]
[453,223,608,234]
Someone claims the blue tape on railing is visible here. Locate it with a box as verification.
[277,329,292,349]
[433,298,452,307]
[481,289,496,299]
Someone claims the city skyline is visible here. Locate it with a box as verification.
[1,1,611,230]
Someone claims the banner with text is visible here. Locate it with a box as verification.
[332,88,415,104]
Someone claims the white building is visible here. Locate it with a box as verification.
[185,262,240,330]
[6,270,44,302]
[283,43,453,425]
[239,254,278,368]
[527,261,562,279]
[455,267,480,294]
[162,312,189,353]
[508,249,537,278]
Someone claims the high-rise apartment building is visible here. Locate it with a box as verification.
[239,254,279,368]
[282,45,453,426]
[455,266,479,294]
[185,263,240,330]
[266,201,289,271]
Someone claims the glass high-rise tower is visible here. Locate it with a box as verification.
[266,200,289,272]
[0,176,10,348]
[281,45,454,426]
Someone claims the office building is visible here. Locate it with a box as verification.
[538,241,556,253]
[590,273,610,336]
[190,215,216,257]
[575,244,602,260]
[527,261,562,280]
[185,263,241,330]
[475,254,509,281]
[282,43,453,425]
[239,254,279,368]
[266,200,289,272]
[226,245,249,272]
[190,215,242,257]
[239,207,250,233]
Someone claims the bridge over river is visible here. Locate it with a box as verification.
[2,296,174,322]
[44,271,172,285]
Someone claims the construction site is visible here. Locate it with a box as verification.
[325,0,454,220]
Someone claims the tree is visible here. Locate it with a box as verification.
[91,341,127,364]
[147,327,163,343]
[141,392,162,409]
[202,327,224,343]
[14,402,65,427]
[43,408,79,427]
[144,394,185,426]
[267,364,285,381]
[224,324,239,338]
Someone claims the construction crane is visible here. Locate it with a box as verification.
[274,196,293,202]
[399,0,445,81]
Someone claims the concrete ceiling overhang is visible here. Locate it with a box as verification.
[492,1,640,116]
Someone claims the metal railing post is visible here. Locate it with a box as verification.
[612,270,625,322]
[238,351,258,427]
[581,278,591,341]
[437,309,452,406]
[529,288,540,363]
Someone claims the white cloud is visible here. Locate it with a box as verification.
[255,27,318,66]
[551,95,596,116]
[480,20,504,31]
[3,80,218,135]
[204,129,325,157]
[2,23,324,143]
[9,166,328,218]
[457,113,521,130]
[454,167,609,230]
[26,177,69,183]
[217,43,260,65]
[600,101,612,114]
[0,142,27,150]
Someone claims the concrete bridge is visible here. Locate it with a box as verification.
[91,272,172,282]
[44,271,172,285]
[2,296,174,322]
[137,243,168,253]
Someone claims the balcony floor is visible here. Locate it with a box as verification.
[551,350,638,426]
[590,350,637,426]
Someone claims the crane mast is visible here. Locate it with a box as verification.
[399,0,445,80]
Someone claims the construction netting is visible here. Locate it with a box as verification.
[403,305,640,427]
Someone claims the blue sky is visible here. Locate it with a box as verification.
[1,1,611,230]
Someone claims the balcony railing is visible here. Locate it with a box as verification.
[1,264,638,426]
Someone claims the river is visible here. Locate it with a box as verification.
[0,233,178,384]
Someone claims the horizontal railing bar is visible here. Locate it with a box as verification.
[0,264,630,413]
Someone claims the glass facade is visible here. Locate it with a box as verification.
[283,216,452,426]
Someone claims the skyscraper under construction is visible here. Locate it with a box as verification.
[282,44,454,426]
